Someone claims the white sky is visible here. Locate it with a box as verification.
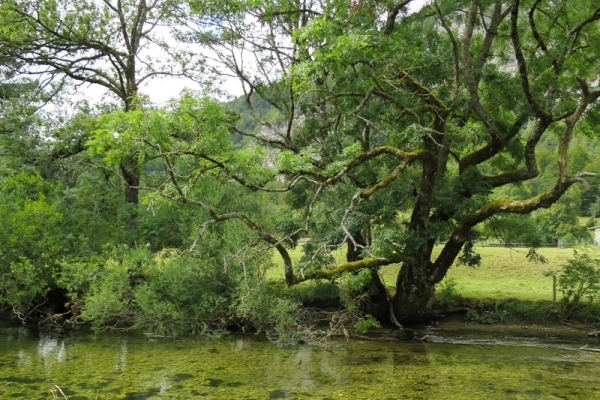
[79,0,429,107]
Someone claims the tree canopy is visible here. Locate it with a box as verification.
[1,0,600,331]
[168,0,600,321]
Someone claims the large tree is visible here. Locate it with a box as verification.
[92,0,600,323]
[169,0,600,320]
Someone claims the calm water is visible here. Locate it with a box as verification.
[0,323,599,399]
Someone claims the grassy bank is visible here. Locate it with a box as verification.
[270,244,600,303]
[388,246,600,302]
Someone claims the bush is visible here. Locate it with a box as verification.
[235,281,301,343]
[557,250,600,319]
[0,258,51,312]
[83,246,231,336]
[82,247,142,331]
[434,278,461,309]
[82,243,303,339]
[465,301,509,324]
[296,281,340,304]
[133,250,230,337]
[0,189,66,312]
[560,233,578,248]
[503,301,559,323]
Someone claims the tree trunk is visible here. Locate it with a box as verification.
[363,268,392,321]
[386,118,446,322]
[391,261,436,322]
[120,159,140,243]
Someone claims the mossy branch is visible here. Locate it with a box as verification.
[432,173,595,283]
[397,71,448,114]
[291,254,413,285]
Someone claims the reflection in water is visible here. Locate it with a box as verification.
[114,340,128,373]
[0,325,598,398]
[37,337,57,358]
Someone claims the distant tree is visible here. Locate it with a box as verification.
[535,189,589,245]
[568,144,592,175]
[581,153,600,215]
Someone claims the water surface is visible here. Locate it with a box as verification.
[0,323,598,399]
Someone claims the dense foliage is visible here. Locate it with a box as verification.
[1,0,600,337]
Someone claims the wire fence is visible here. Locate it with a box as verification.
[435,241,563,248]
[477,242,558,248]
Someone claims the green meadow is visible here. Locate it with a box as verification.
[270,244,600,302]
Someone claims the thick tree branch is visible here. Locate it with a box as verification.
[292,253,414,285]
[476,1,511,71]
[483,80,600,188]
[433,83,600,281]
[568,6,600,37]
[459,112,529,173]
[382,1,413,35]
[433,1,459,109]
[461,0,510,143]
[510,0,551,120]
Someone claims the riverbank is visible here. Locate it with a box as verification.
[4,245,599,340]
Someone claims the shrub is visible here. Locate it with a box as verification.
[354,314,381,333]
[296,281,340,304]
[465,301,509,324]
[82,249,140,331]
[83,247,233,336]
[133,250,230,337]
[557,250,600,319]
[235,281,301,343]
[503,301,559,323]
[0,257,51,312]
[434,277,461,309]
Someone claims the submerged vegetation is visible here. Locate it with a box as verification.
[1,0,600,340]
[4,326,600,399]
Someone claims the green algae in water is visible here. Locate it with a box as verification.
[0,327,598,399]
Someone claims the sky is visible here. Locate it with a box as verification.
[80,0,429,107]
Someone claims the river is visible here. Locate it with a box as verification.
[0,322,598,399]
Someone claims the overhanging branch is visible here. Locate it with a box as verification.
[292,253,414,285]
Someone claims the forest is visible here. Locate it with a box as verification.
[1,0,600,341]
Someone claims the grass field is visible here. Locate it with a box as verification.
[270,244,600,302]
